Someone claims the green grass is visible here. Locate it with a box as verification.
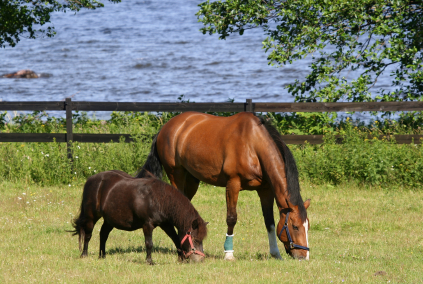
[1,181,422,283]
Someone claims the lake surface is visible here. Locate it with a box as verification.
[0,0,394,120]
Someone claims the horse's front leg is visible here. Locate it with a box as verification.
[257,187,283,260]
[143,223,155,265]
[224,178,241,261]
[159,223,184,262]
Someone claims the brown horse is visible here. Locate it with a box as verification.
[69,170,208,264]
[137,112,310,260]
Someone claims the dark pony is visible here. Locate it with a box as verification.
[69,170,207,264]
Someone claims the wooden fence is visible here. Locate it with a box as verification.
[1,98,422,159]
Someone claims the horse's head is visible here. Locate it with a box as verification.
[180,217,208,263]
[277,199,311,260]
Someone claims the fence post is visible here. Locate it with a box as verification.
[65,98,73,161]
[245,99,254,113]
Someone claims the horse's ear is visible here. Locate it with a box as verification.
[304,199,311,209]
[144,170,155,178]
[205,222,209,226]
[192,218,199,230]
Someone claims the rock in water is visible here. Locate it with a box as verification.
[2,70,39,78]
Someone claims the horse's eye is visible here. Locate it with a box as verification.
[292,225,299,230]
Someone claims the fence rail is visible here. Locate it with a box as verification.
[1,98,422,159]
[1,100,423,112]
[0,133,421,145]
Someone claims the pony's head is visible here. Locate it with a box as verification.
[277,199,311,260]
[180,217,208,263]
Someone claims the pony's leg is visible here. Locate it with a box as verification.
[257,187,283,260]
[99,222,113,259]
[184,173,200,201]
[81,219,97,258]
[224,178,241,261]
[159,224,184,261]
[143,223,155,265]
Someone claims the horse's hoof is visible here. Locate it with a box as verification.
[224,252,236,261]
[270,253,283,260]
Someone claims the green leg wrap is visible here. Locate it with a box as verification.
[224,234,234,252]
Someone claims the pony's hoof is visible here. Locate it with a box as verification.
[146,260,155,265]
[224,252,236,261]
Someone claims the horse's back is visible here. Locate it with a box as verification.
[82,171,152,230]
[157,112,265,187]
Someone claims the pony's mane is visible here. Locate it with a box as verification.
[150,178,207,241]
[257,116,307,221]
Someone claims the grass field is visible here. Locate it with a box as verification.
[0,181,422,283]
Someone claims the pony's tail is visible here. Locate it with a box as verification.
[135,132,163,179]
[67,206,86,252]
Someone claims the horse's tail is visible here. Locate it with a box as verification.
[136,132,163,179]
[67,204,86,252]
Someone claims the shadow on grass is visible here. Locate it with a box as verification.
[108,245,177,256]
[107,245,228,260]
[108,246,282,261]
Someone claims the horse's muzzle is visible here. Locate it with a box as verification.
[189,253,205,263]
[291,250,309,260]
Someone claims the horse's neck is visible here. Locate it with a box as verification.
[256,139,290,209]
[163,194,193,235]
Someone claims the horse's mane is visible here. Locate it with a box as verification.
[257,116,307,221]
[150,178,207,241]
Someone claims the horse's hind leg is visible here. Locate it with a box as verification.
[166,167,186,191]
[257,187,282,260]
[81,219,95,257]
[81,215,99,258]
[99,222,113,258]
[184,173,200,201]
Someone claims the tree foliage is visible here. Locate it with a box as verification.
[197,0,423,102]
[0,0,121,48]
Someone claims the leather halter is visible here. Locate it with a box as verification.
[180,230,205,258]
[278,212,310,251]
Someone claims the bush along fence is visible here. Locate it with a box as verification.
[0,98,422,187]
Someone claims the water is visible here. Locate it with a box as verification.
[0,0,394,121]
